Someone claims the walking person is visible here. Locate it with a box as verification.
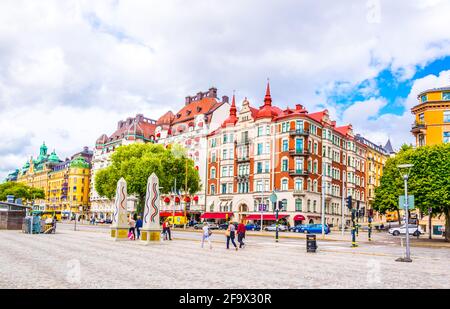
[237,221,246,248]
[201,222,212,249]
[128,216,136,240]
[226,222,238,251]
[135,216,143,240]
[166,220,172,240]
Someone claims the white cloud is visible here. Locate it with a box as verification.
[1,0,450,179]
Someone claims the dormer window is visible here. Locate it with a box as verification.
[196,107,202,112]
[176,114,181,118]
[186,110,192,116]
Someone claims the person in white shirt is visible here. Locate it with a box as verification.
[201,222,212,249]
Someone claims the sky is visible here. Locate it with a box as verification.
[1,0,450,180]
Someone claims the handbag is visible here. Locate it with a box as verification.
[225,229,231,237]
[208,229,213,236]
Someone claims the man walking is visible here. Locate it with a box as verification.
[237,221,246,248]
[135,216,143,240]
[226,222,238,251]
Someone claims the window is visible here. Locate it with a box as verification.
[444,132,450,143]
[282,159,288,172]
[222,149,228,160]
[281,179,288,191]
[210,167,216,179]
[443,92,450,101]
[295,179,303,191]
[256,162,263,174]
[282,139,288,152]
[444,111,450,123]
[266,126,270,135]
[264,161,270,173]
[257,143,263,155]
[258,126,263,136]
[421,95,427,103]
[265,143,270,154]
[295,199,302,211]
[221,183,227,194]
[210,185,216,195]
[419,113,424,122]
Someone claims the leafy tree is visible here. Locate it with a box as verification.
[95,143,201,214]
[0,182,45,202]
[374,143,450,241]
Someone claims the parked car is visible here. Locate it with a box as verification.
[289,224,307,233]
[219,222,238,230]
[194,222,219,230]
[264,224,288,232]
[245,223,261,231]
[105,219,112,224]
[297,224,330,234]
[389,224,423,236]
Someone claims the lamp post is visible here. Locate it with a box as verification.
[396,163,413,263]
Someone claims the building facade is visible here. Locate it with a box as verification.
[411,87,450,147]
[90,114,157,219]
[155,88,230,219]
[47,147,92,217]
[205,83,369,228]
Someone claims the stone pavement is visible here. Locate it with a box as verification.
[1,228,450,289]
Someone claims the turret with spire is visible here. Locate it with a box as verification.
[221,92,238,127]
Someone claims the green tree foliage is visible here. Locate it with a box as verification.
[95,143,201,213]
[374,143,450,241]
[0,182,45,202]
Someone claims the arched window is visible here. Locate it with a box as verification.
[281,178,288,191]
[313,200,317,213]
[210,167,216,179]
[281,199,287,211]
[295,178,303,191]
[313,180,318,192]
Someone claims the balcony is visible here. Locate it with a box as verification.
[289,149,310,156]
[237,139,251,146]
[289,169,309,176]
[237,156,250,163]
[411,121,426,134]
[289,129,310,136]
[293,189,306,196]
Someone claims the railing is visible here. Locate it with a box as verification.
[289,129,310,136]
[289,149,310,156]
[237,157,250,163]
[289,170,309,176]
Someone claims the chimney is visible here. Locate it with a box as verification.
[222,95,229,103]
[197,92,203,100]
[185,96,191,105]
[136,114,144,122]
[208,87,218,98]
[296,104,303,110]
[117,120,124,129]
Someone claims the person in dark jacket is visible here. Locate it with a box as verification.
[135,216,143,239]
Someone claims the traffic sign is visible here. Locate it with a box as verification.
[399,195,414,210]
[269,192,277,203]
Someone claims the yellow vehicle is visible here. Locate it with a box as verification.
[385,211,399,223]
[165,215,188,226]
[32,210,62,222]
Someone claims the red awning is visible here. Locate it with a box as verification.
[245,214,288,221]
[160,211,185,217]
[200,212,233,219]
[294,214,306,221]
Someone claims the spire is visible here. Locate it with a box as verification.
[264,79,272,106]
[384,139,394,154]
[230,91,237,117]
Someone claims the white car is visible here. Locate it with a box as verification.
[264,224,288,232]
[389,224,423,236]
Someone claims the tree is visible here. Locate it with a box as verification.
[373,143,450,241]
[95,143,201,214]
[0,182,45,202]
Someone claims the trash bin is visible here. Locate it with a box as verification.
[306,234,317,253]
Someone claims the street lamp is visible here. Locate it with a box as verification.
[396,163,414,263]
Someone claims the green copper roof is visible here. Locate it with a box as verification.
[70,157,90,168]
[48,150,61,163]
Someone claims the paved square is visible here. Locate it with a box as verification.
[1,225,449,289]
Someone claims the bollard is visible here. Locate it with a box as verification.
[306,234,317,253]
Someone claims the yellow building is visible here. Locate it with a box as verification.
[15,143,93,217]
[411,87,450,147]
[410,87,449,235]
[48,155,91,217]
[355,135,392,221]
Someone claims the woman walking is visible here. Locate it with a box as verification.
[201,222,212,249]
[237,221,246,248]
[128,216,136,240]
[226,222,238,251]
